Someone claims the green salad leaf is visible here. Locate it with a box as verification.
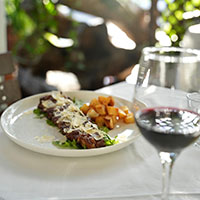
[46,119,56,127]
[52,139,81,149]
[99,126,110,133]
[103,134,119,146]
[33,108,46,118]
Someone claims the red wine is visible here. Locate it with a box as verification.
[135,107,200,152]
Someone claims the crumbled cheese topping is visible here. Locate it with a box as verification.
[35,135,55,143]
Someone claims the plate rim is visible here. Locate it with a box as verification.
[1,90,140,157]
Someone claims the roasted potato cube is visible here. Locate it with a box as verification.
[104,116,114,129]
[123,113,135,124]
[108,96,115,106]
[80,104,90,114]
[118,108,127,119]
[106,106,118,116]
[95,116,105,127]
[95,104,106,115]
[111,115,117,124]
[87,108,99,119]
[98,96,110,106]
[90,98,100,108]
[120,105,129,114]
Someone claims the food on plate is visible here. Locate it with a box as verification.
[80,96,135,129]
[34,92,117,149]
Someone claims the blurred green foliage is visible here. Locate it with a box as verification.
[161,0,200,46]
[6,0,58,60]
[5,0,85,71]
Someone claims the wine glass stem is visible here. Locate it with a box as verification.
[159,152,177,200]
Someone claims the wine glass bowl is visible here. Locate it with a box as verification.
[135,107,200,153]
[137,47,200,92]
[133,46,200,200]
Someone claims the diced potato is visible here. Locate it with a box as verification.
[87,108,99,119]
[118,108,127,119]
[104,116,114,129]
[98,96,110,106]
[80,104,90,114]
[108,96,115,106]
[111,115,117,124]
[95,104,106,115]
[120,105,129,114]
[106,106,118,116]
[85,95,135,129]
[123,113,135,124]
[95,116,105,127]
[90,98,100,108]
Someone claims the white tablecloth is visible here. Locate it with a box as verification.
[0,82,200,200]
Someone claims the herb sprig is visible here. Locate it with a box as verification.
[103,134,118,146]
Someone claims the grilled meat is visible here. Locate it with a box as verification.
[37,92,106,149]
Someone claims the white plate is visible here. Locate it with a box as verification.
[1,91,141,157]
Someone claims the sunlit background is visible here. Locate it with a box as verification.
[1,0,200,95]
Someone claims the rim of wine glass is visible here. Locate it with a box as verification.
[142,46,200,63]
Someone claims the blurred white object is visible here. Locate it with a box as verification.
[0,0,7,53]
[106,21,136,50]
[155,30,172,46]
[44,32,74,48]
[125,64,140,84]
[126,63,158,87]
[57,4,104,27]
[182,24,200,49]
[183,10,200,20]
[46,70,80,91]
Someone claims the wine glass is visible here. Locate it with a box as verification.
[186,92,200,147]
[133,46,200,200]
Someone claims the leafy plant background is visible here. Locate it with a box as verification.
[6,0,57,60]
[6,0,84,71]
[160,0,200,46]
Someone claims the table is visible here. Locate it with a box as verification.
[0,81,200,200]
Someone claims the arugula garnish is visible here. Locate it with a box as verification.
[33,108,56,127]
[52,139,81,149]
[99,126,110,133]
[46,119,56,127]
[33,108,45,118]
[52,134,118,149]
[103,134,119,146]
